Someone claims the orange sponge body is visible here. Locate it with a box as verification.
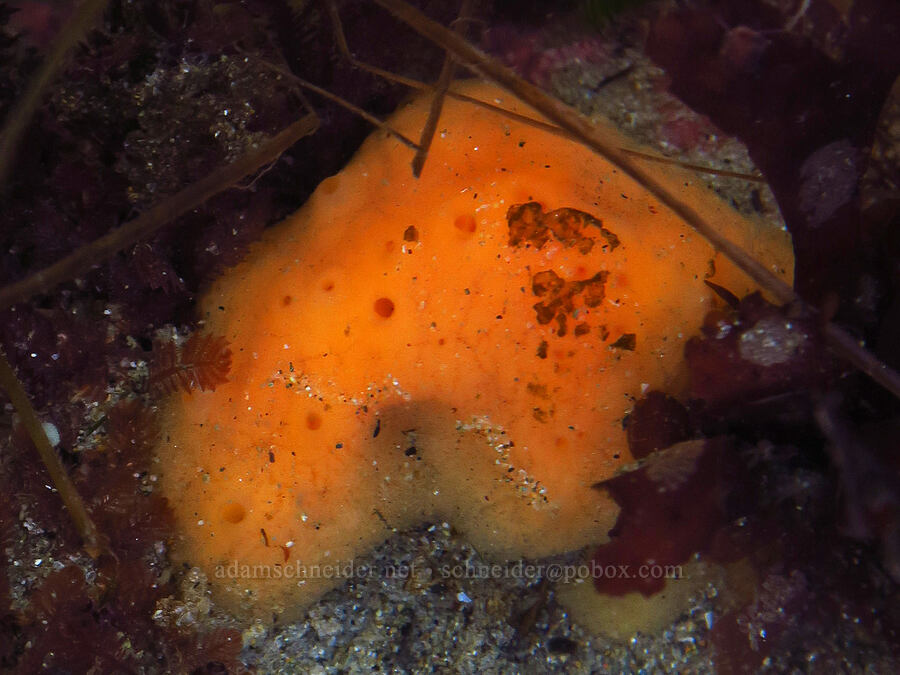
[155,80,793,618]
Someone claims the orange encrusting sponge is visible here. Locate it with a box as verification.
[155,80,793,620]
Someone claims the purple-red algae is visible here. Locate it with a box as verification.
[592,437,741,596]
[685,292,830,410]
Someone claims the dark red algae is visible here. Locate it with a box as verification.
[0,1,423,671]
[0,0,460,670]
[584,0,900,668]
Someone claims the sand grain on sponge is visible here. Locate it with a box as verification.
[155,79,793,621]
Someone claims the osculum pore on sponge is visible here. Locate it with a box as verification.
[154,79,794,620]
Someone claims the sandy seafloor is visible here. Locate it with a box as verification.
[242,524,720,673]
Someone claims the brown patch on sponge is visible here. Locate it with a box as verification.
[531,270,609,338]
[507,201,619,253]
